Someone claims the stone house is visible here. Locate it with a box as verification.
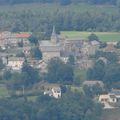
[83,80,104,88]
[7,57,25,71]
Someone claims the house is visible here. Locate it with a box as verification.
[99,94,117,103]
[110,89,120,100]
[16,32,31,46]
[83,80,104,88]
[44,86,61,99]
[7,57,24,71]
[100,44,117,53]
[76,59,93,70]
[0,31,31,48]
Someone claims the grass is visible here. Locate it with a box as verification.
[0,85,9,97]
[74,68,87,81]
[27,96,38,102]
[61,31,120,42]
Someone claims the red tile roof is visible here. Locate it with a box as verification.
[16,33,31,38]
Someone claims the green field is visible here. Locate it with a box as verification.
[61,31,120,42]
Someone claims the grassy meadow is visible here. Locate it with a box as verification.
[61,31,120,42]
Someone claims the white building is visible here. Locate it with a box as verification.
[44,86,61,99]
[7,57,24,71]
[99,94,117,104]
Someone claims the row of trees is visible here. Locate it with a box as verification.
[0,4,120,33]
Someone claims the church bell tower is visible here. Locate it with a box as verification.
[51,26,58,44]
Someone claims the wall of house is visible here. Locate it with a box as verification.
[42,52,60,61]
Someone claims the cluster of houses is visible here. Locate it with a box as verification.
[0,27,100,72]
[83,80,120,109]
[1,27,120,101]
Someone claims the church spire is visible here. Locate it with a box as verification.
[52,25,56,35]
[51,26,58,44]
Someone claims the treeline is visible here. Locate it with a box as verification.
[0,0,118,5]
[0,7,120,33]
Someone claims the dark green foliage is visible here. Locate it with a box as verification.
[94,51,118,64]
[103,64,120,89]
[114,41,120,48]
[46,57,74,84]
[0,91,102,120]
[0,0,117,5]
[29,35,38,45]
[67,55,75,65]
[0,3,119,32]
[21,62,41,87]
[18,40,24,47]
[60,0,71,5]
[2,70,12,80]
[87,60,105,80]
[88,33,99,41]
[99,42,107,48]
[0,58,5,70]
[30,47,42,60]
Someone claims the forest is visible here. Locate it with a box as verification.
[0,0,118,5]
[0,0,119,33]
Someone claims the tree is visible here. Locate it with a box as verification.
[87,60,105,80]
[99,42,107,48]
[29,35,38,45]
[104,64,120,89]
[0,58,5,70]
[2,70,12,80]
[67,55,75,65]
[46,57,74,84]
[30,47,42,60]
[60,0,71,5]
[18,40,23,47]
[88,33,99,41]
[94,51,118,64]
[114,41,120,48]
[21,62,41,87]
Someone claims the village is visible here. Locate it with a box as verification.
[0,27,120,110]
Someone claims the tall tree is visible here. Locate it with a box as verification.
[46,57,74,84]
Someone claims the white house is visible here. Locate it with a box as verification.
[44,86,61,99]
[99,94,117,104]
[7,57,24,71]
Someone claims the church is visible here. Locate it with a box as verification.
[39,26,61,61]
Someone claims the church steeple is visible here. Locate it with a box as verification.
[51,26,58,44]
